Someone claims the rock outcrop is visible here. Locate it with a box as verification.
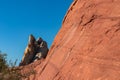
[21,0,120,80]
[19,35,49,66]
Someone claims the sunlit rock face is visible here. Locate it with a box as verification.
[21,0,120,80]
[19,35,49,66]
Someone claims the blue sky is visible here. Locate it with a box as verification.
[0,0,72,65]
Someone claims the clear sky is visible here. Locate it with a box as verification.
[0,0,73,65]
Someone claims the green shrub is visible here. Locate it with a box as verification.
[0,53,8,73]
[0,52,36,80]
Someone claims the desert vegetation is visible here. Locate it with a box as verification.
[0,51,36,80]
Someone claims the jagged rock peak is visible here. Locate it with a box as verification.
[29,34,36,44]
[36,37,43,45]
[19,35,49,66]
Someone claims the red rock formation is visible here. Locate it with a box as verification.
[22,0,120,80]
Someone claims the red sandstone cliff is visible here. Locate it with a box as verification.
[22,0,120,80]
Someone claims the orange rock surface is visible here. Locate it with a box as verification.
[22,0,120,80]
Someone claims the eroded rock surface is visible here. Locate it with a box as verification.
[21,0,120,80]
[19,35,49,66]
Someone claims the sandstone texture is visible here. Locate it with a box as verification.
[22,0,120,80]
[20,35,49,66]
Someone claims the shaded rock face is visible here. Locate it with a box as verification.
[22,0,120,80]
[19,35,49,66]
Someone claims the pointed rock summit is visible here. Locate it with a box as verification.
[19,35,49,66]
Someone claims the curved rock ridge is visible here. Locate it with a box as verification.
[19,35,49,66]
[22,0,120,80]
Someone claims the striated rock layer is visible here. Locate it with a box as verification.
[23,0,120,80]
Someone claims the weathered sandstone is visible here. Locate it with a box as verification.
[21,0,120,80]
